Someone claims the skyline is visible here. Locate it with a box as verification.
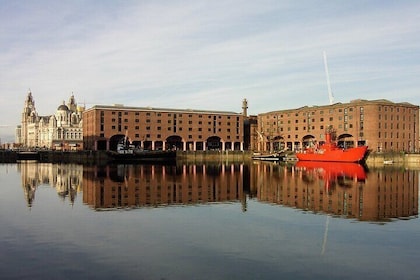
[1,0,420,141]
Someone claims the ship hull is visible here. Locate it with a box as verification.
[296,146,368,163]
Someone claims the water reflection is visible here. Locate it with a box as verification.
[17,161,418,222]
[18,161,83,207]
[253,161,418,222]
[295,161,367,190]
[83,164,248,211]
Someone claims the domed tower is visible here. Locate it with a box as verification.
[56,101,70,126]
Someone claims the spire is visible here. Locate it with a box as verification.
[68,93,77,112]
[25,89,35,109]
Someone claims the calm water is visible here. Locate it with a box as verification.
[1,161,419,280]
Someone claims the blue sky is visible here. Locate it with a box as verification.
[1,0,419,141]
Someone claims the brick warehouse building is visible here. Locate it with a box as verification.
[255,99,419,153]
[83,104,246,152]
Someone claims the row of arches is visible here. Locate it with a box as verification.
[263,133,366,152]
[97,135,244,151]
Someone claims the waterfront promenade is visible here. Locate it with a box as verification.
[1,149,420,167]
[0,150,252,164]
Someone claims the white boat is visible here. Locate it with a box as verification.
[252,152,283,161]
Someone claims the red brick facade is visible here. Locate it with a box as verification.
[83,105,245,151]
[255,99,419,153]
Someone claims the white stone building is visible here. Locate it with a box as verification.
[19,90,84,150]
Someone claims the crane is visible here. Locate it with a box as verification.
[323,51,334,105]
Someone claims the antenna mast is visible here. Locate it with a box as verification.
[323,51,334,105]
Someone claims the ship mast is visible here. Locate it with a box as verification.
[323,51,334,105]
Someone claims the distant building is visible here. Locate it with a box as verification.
[19,90,84,150]
[255,99,419,153]
[83,104,245,151]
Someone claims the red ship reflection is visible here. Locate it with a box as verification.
[295,161,366,190]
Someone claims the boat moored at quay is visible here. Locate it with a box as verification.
[295,126,368,163]
[252,152,284,162]
[107,135,177,163]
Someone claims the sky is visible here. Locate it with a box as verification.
[1,0,419,142]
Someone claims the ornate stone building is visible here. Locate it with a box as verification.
[18,90,84,150]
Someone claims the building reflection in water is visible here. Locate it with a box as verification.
[252,161,418,222]
[83,164,249,211]
[18,161,83,208]
[17,161,418,222]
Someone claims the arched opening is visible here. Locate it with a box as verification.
[109,134,125,151]
[155,141,164,150]
[207,136,221,150]
[337,133,355,148]
[225,142,232,150]
[272,136,285,151]
[144,141,152,150]
[167,135,183,150]
[234,142,242,151]
[302,135,316,149]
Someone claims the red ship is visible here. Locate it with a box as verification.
[296,127,368,163]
